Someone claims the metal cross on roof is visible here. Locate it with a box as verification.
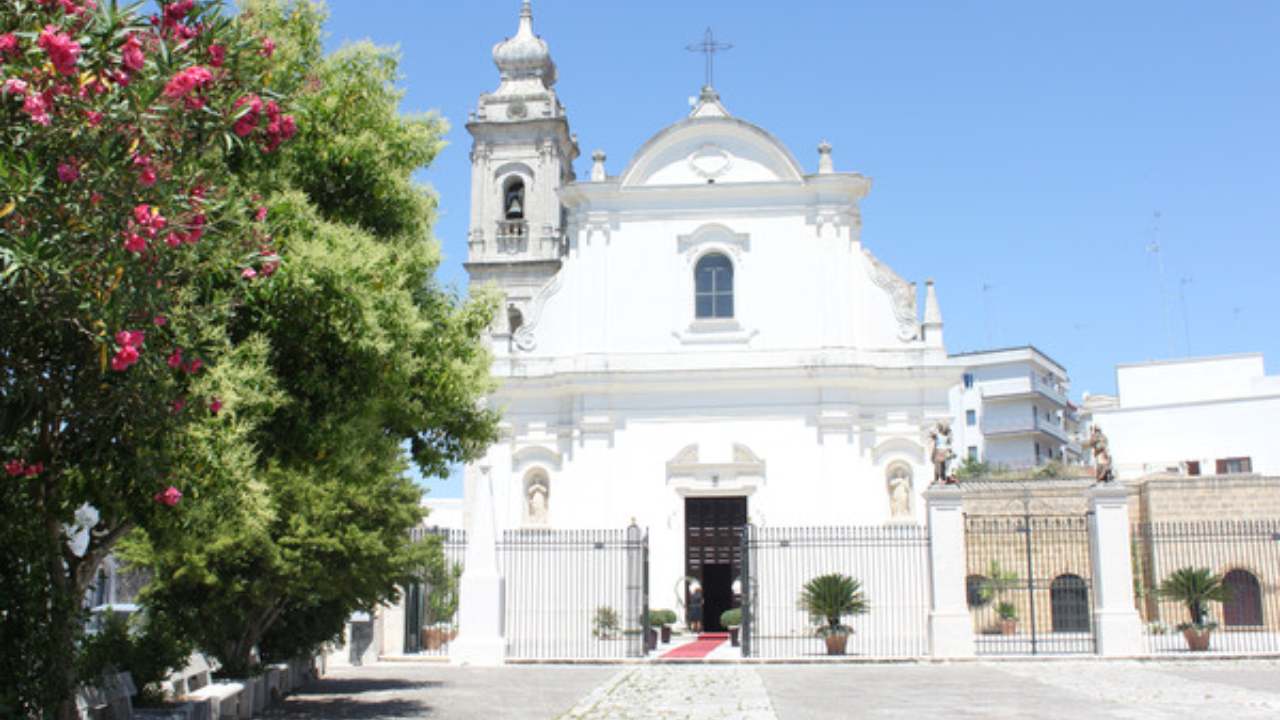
[686,27,733,90]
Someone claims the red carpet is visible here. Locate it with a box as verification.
[659,632,729,659]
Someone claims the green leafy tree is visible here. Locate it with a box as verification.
[0,1,296,714]
[122,0,497,676]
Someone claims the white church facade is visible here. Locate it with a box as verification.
[458,2,960,632]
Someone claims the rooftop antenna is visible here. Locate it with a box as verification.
[1145,211,1175,357]
[1178,276,1193,357]
[686,27,732,90]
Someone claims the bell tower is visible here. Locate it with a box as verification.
[465,1,578,350]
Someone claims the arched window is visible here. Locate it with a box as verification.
[1223,569,1263,627]
[694,253,733,319]
[503,177,525,220]
[1050,574,1090,632]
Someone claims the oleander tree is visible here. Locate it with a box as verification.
[120,0,498,677]
[0,1,298,715]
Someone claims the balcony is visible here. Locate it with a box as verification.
[979,374,1068,406]
[981,416,1069,443]
[495,219,527,253]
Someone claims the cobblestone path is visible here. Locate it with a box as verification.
[560,665,777,720]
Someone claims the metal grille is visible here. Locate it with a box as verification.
[404,527,466,656]
[965,515,1096,655]
[740,525,931,658]
[1134,520,1280,654]
[499,526,649,659]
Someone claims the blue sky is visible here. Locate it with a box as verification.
[322,1,1280,497]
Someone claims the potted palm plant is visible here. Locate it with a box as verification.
[799,573,869,655]
[979,561,1020,635]
[720,608,743,647]
[1158,566,1230,652]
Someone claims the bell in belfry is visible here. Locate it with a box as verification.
[505,186,524,220]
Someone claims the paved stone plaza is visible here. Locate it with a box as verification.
[267,659,1280,719]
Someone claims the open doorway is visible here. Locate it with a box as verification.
[685,496,747,632]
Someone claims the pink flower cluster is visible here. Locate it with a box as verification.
[133,153,157,187]
[57,159,79,183]
[231,95,296,152]
[153,485,182,507]
[40,0,98,17]
[0,34,18,62]
[5,459,44,478]
[3,79,53,126]
[37,26,82,77]
[166,347,203,374]
[121,34,146,73]
[122,203,167,254]
[162,65,212,105]
[111,330,145,372]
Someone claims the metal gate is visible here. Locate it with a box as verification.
[404,527,466,656]
[964,514,1096,654]
[499,524,649,659]
[1134,520,1280,654]
[739,524,931,658]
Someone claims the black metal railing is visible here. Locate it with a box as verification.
[499,526,649,659]
[740,524,931,658]
[964,515,1095,655]
[404,527,466,656]
[1134,520,1280,654]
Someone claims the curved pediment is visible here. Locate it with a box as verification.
[618,117,805,189]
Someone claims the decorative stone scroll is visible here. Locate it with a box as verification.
[863,248,919,342]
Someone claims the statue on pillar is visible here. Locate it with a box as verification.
[1083,425,1114,484]
[929,421,957,485]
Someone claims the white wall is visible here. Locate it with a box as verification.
[1096,394,1280,478]
[1116,355,1265,408]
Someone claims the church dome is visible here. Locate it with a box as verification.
[492,1,557,88]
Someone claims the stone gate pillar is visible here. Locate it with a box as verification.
[451,464,506,665]
[1088,484,1143,656]
[925,485,974,657]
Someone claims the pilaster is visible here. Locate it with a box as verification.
[925,486,974,657]
[1088,483,1143,656]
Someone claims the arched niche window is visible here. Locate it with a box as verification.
[1223,569,1263,627]
[694,253,734,319]
[503,176,525,220]
[1050,574,1090,632]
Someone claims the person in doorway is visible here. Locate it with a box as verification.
[688,586,704,633]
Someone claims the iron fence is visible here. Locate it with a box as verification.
[499,526,648,659]
[740,524,931,658]
[404,527,466,656]
[964,515,1095,655]
[1134,520,1280,654]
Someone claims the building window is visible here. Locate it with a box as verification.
[1185,461,1201,477]
[967,446,978,462]
[965,410,976,426]
[694,253,734,319]
[962,373,974,388]
[1222,569,1263,627]
[1050,574,1091,632]
[1216,457,1252,475]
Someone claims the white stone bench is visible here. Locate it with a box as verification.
[185,680,244,720]
[164,653,215,698]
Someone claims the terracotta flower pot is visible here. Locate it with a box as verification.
[824,633,849,655]
[424,627,444,650]
[999,619,1017,636]
[1182,627,1211,652]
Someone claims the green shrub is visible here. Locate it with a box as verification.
[649,608,677,626]
[720,608,742,628]
[592,606,620,639]
[77,612,192,707]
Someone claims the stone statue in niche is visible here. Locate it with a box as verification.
[1082,426,1114,484]
[930,421,957,485]
[887,465,913,518]
[526,477,549,525]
